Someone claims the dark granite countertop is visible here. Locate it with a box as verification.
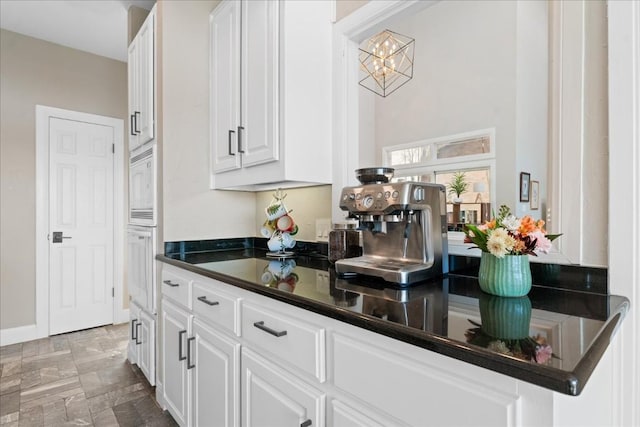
[158,240,629,396]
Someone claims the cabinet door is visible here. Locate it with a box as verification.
[329,399,401,427]
[127,40,140,152]
[138,309,156,386]
[240,0,279,168]
[137,12,155,144]
[162,299,191,427]
[210,0,241,173]
[241,348,324,427]
[192,319,240,427]
[127,230,148,309]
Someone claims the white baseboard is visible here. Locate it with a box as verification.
[0,324,43,346]
[1,310,131,347]
[155,380,166,410]
[115,308,130,325]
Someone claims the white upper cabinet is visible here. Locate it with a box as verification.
[128,8,155,152]
[210,0,242,173]
[209,0,332,190]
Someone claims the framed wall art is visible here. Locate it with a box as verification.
[530,180,540,210]
[520,172,531,202]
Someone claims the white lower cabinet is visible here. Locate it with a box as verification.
[192,318,240,427]
[241,348,324,427]
[160,265,242,427]
[161,298,191,426]
[128,301,155,386]
[159,263,606,427]
[328,399,399,427]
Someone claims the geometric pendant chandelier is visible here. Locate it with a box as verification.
[359,29,415,98]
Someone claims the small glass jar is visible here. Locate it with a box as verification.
[329,222,361,262]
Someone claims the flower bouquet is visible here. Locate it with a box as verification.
[464,205,561,296]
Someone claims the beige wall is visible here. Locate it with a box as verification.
[0,29,128,330]
[255,186,332,243]
[128,6,151,45]
[160,0,256,243]
[159,1,333,246]
[335,0,368,21]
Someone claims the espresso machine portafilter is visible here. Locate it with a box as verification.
[335,168,448,285]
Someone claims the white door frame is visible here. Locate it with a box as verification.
[35,105,127,339]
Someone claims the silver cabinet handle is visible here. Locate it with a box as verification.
[237,126,245,153]
[187,337,196,370]
[163,280,179,287]
[178,330,187,361]
[228,129,236,156]
[134,111,141,134]
[135,322,142,345]
[197,296,219,306]
[253,321,287,337]
[301,420,312,427]
[131,319,138,341]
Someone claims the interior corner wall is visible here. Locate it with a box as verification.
[369,1,518,209]
[159,0,256,243]
[255,186,333,243]
[128,5,151,45]
[0,29,127,330]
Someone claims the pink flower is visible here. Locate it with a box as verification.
[535,345,553,364]
[530,229,552,253]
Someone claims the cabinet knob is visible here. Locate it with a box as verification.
[301,419,312,427]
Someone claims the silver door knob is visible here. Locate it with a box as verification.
[51,232,72,243]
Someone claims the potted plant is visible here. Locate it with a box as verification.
[448,171,468,203]
[463,205,561,297]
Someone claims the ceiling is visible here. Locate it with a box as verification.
[0,0,155,62]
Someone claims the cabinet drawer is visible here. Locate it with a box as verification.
[331,333,518,426]
[241,302,326,382]
[192,280,240,336]
[161,267,191,308]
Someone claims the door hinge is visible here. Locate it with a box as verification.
[112,144,115,154]
[112,288,115,297]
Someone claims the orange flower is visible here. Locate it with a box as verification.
[513,239,526,253]
[518,216,538,236]
[485,219,497,230]
[536,219,546,233]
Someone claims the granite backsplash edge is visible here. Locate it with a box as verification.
[164,238,607,295]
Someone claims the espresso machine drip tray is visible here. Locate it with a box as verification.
[335,255,435,285]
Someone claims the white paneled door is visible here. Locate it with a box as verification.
[49,117,114,335]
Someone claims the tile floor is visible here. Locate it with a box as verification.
[0,323,176,427]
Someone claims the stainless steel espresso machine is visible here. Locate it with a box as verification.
[335,168,448,285]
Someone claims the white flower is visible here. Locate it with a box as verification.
[487,340,512,355]
[502,215,521,232]
[486,228,516,258]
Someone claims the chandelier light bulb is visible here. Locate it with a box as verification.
[358,29,415,97]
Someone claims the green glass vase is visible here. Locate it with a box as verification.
[478,252,532,297]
